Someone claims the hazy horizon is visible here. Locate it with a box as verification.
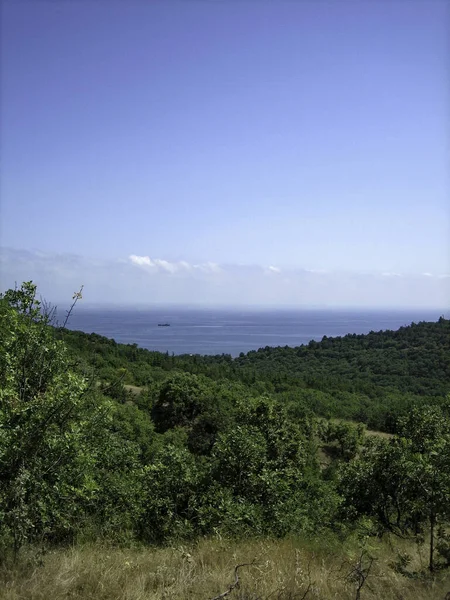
[58,303,449,312]
[1,246,448,310]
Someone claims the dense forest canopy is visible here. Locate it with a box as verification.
[59,314,450,432]
[1,282,449,577]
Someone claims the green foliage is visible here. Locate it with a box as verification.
[139,444,200,543]
[0,283,145,549]
[212,425,268,497]
[60,316,450,433]
[338,436,419,534]
[235,395,307,469]
[0,283,98,547]
[338,402,450,570]
[110,401,155,462]
[82,424,144,542]
[151,372,212,432]
[1,281,449,568]
[319,420,366,461]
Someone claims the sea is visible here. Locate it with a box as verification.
[63,307,445,357]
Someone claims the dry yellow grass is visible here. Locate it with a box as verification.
[364,429,393,440]
[1,536,449,600]
[317,420,393,468]
[123,385,143,395]
[328,419,393,440]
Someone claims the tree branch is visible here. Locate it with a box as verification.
[210,562,255,600]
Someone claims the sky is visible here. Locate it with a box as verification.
[1,0,449,307]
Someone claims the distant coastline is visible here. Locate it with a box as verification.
[64,308,444,357]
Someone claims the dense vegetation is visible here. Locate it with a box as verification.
[59,312,450,432]
[1,282,449,598]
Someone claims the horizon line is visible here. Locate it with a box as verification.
[54,302,448,313]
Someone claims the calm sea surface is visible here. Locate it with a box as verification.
[64,308,444,357]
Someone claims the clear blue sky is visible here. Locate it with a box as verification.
[1,1,449,306]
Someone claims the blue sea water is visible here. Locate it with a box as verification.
[63,307,444,357]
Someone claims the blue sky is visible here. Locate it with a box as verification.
[1,1,449,307]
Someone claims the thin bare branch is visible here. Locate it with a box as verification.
[61,285,84,329]
[210,561,255,600]
[345,550,374,600]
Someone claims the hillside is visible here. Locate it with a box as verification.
[235,317,450,395]
[1,283,449,597]
[59,316,450,431]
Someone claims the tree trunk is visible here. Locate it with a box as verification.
[429,509,435,572]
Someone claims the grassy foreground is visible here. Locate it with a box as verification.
[1,536,449,600]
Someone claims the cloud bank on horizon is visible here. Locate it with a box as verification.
[129,255,222,274]
[1,248,448,310]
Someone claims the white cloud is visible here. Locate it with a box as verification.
[203,262,222,274]
[179,261,192,271]
[1,248,449,309]
[129,254,155,267]
[129,255,181,273]
[422,272,434,277]
[153,259,178,273]
[129,255,222,275]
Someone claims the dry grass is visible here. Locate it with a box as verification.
[364,429,393,440]
[123,385,143,395]
[328,419,393,440]
[1,536,449,600]
[317,421,393,468]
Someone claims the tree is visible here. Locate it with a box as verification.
[319,420,366,462]
[0,282,96,548]
[397,404,450,571]
[0,282,145,549]
[139,444,200,543]
[338,403,450,571]
[151,372,211,432]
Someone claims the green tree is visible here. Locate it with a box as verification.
[338,403,450,571]
[319,420,366,462]
[0,282,145,549]
[397,404,450,571]
[151,372,211,432]
[0,282,98,548]
[139,444,200,543]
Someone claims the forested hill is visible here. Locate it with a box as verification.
[234,317,450,397]
[59,317,450,431]
[2,283,450,579]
